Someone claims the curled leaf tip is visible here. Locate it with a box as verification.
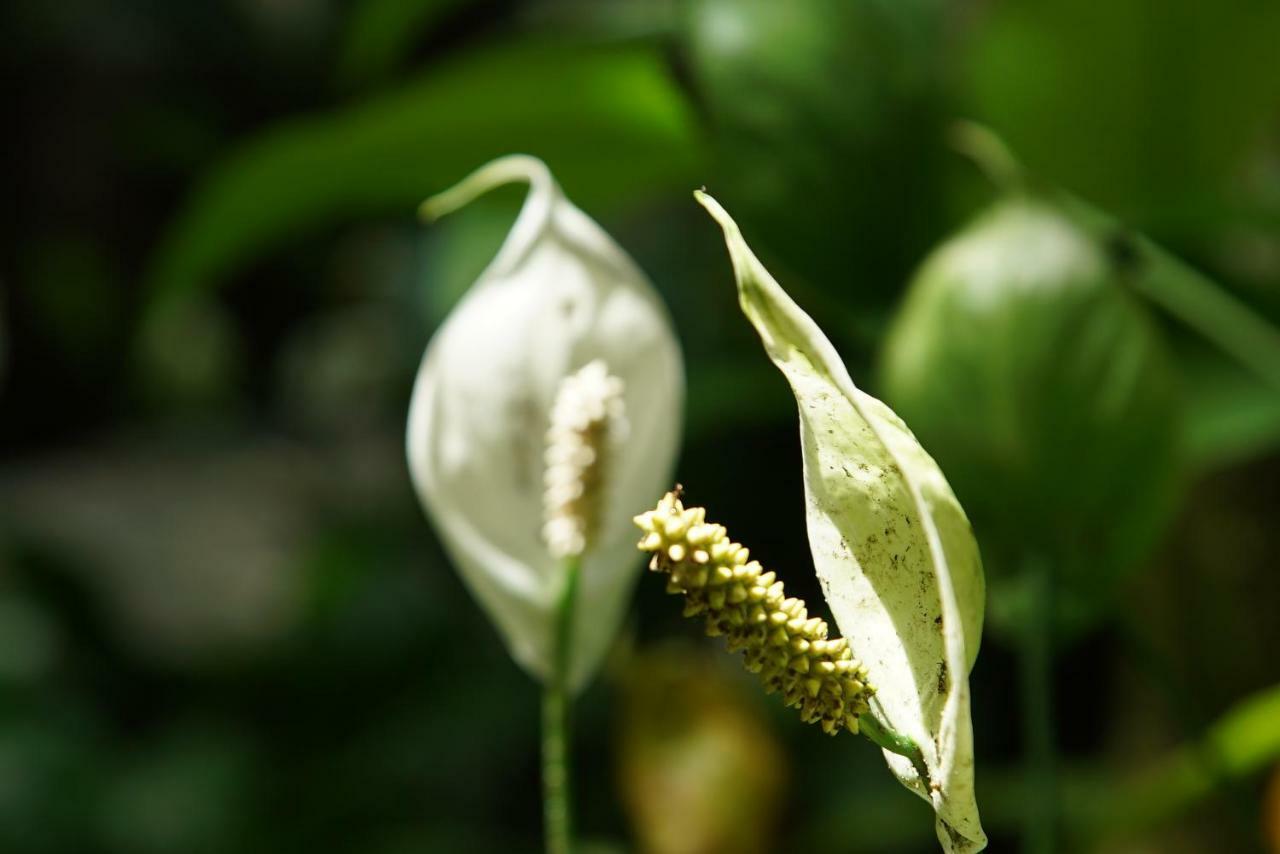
[420,153,555,223]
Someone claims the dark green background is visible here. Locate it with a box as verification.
[3,1,1279,851]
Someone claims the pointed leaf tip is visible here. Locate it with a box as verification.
[693,190,745,249]
[693,189,738,243]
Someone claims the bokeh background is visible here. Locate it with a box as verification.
[4,0,1280,852]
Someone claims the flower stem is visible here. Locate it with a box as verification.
[542,556,580,854]
[949,119,1028,194]
[1128,236,1280,394]
[1052,188,1280,394]
[861,713,932,789]
[951,121,1280,393]
[1022,556,1057,854]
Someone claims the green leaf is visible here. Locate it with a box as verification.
[696,191,987,853]
[1184,353,1280,470]
[967,0,1280,222]
[1067,680,1280,835]
[144,39,699,309]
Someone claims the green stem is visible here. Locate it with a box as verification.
[1055,189,1280,394]
[861,713,931,789]
[1022,557,1056,854]
[818,682,1280,847]
[950,121,1280,392]
[949,119,1028,194]
[542,557,580,854]
[1129,235,1280,393]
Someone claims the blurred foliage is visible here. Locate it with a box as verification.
[966,0,1280,231]
[3,0,1280,852]
[617,646,787,854]
[1266,765,1280,853]
[143,37,701,308]
[881,194,1183,635]
[1185,358,1280,469]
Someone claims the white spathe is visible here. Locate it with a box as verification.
[407,155,684,691]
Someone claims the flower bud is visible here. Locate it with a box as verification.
[407,155,684,691]
[880,195,1182,624]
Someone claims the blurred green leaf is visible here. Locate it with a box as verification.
[1184,354,1280,470]
[1068,681,1280,839]
[967,0,1280,222]
[336,0,468,89]
[1213,683,1280,778]
[144,39,700,308]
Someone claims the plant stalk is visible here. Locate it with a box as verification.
[861,713,931,789]
[1022,557,1057,854]
[1055,191,1280,394]
[949,119,1028,194]
[1129,236,1280,394]
[542,556,580,854]
[952,121,1280,393]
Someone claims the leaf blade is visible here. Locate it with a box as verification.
[696,190,986,852]
[144,39,700,307]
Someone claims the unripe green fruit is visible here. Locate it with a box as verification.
[880,197,1182,623]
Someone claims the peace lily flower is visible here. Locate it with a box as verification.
[406,155,684,692]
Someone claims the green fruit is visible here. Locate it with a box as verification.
[880,196,1182,622]
[682,0,946,305]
